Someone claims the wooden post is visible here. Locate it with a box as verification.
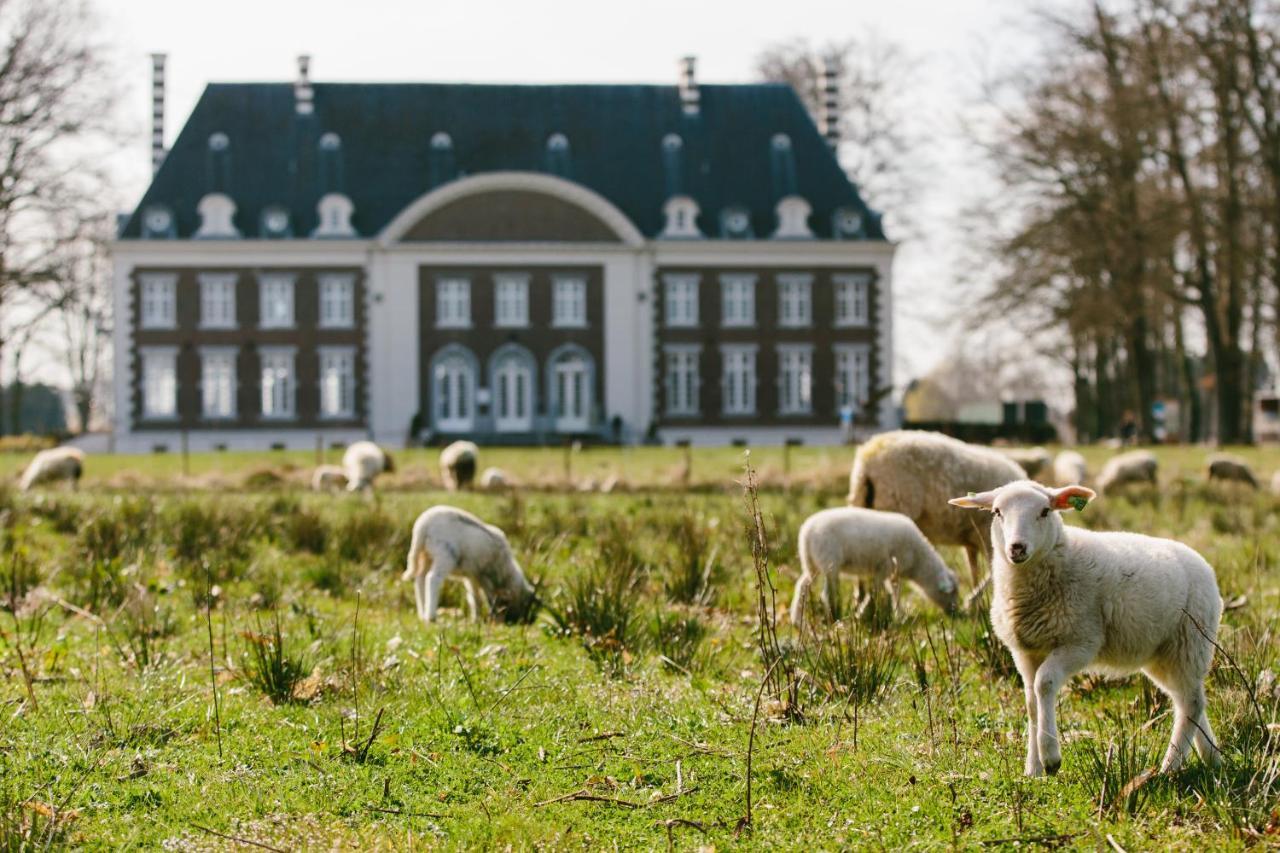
[783,437,803,487]
[315,433,323,467]
[676,438,692,487]
[181,426,190,478]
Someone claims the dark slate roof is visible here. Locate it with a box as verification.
[120,82,885,241]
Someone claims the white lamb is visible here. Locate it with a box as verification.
[1002,447,1052,480]
[402,505,536,623]
[849,430,1026,585]
[1095,450,1157,494]
[19,446,84,491]
[950,481,1222,776]
[1206,453,1257,489]
[790,507,959,629]
[1052,450,1087,486]
[343,441,395,494]
[479,467,511,490]
[311,464,348,493]
[439,441,479,491]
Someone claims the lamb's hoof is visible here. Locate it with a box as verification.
[1044,759,1061,776]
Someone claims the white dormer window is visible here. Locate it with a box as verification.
[319,273,356,328]
[139,274,177,329]
[664,274,699,327]
[777,274,813,328]
[195,193,239,238]
[431,132,453,150]
[834,273,871,328]
[494,273,530,328]
[259,273,295,329]
[661,196,701,238]
[552,275,587,328]
[773,197,814,239]
[313,193,356,238]
[436,277,471,328]
[720,274,756,327]
[547,133,569,152]
[199,273,237,329]
[319,132,341,151]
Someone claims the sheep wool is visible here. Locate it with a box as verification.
[848,430,1026,584]
[311,464,348,493]
[343,441,393,493]
[1052,450,1088,487]
[1001,447,1052,480]
[440,441,479,491]
[1095,450,1158,494]
[1206,453,1257,489]
[19,446,84,491]
[479,467,510,490]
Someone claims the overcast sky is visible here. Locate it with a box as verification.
[95,0,1056,388]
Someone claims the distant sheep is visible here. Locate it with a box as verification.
[1272,471,1280,496]
[311,465,348,493]
[1001,447,1052,480]
[479,467,511,491]
[1096,450,1157,494]
[1053,450,1087,486]
[790,507,958,629]
[848,430,1026,585]
[951,481,1222,776]
[402,505,536,623]
[440,441,478,491]
[343,441,395,494]
[19,446,84,491]
[1206,453,1257,489]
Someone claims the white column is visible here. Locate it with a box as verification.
[367,251,420,446]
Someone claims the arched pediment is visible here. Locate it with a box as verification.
[378,172,643,247]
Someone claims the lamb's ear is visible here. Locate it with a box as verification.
[948,489,997,510]
[1049,484,1096,512]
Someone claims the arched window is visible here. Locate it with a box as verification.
[431,346,477,432]
[548,346,593,433]
[490,346,535,432]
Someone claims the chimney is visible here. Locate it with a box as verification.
[294,54,314,115]
[819,56,840,149]
[150,53,166,175]
[678,56,699,116]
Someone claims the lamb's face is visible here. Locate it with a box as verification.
[948,481,1095,566]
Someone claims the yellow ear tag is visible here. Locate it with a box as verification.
[1067,495,1088,512]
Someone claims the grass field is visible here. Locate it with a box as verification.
[2,445,1279,849]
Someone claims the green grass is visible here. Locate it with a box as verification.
[0,445,1278,848]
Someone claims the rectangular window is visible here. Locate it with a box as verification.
[552,274,587,328]
[834,273,871,328]
[140,348,177,418]
[778,345,814,414]
[319,347,357,418]
[319,273,356,329]
[664,274,699,327]
[139,274,177,329]
[494,273,530,328]
[777,273,813,328]
[259,273,295,329]
[199,274,237,329]
[436,277,471,328]
[260,348,296,419]
[201,349,237,419]
[664,346,701,416]
[721,345,757,416]
[835,344,872,411]
[720,274,756,328]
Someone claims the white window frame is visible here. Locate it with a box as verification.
[436,276,472,329]
[318,346,357,419]
[720,273,756,328]
[552,350,592,433]
[492,349,535,432]
[259,273,296,329]
[318,273,356,329]
[664,344,701,417]
[259,346,297,420]
[493,273,530,328]
[834,343,872,412]
[551,274,588,328]
[834,273,871,328]
[663,273,699,328]
[777,344,814,415]
[200,347,237,419]
[777,273,813,328]
[720,344,758,417]
[140,347,178,420]
[198,273,237,330]
[139,274,177,330]
[433,350,476,431]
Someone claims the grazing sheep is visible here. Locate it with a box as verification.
[1002,447,1053,480]
[402,505,536,623]
[950,481,1222,776]
[479,467,511,491]
[311,464,348,493]
[600,474,621,494]
[1095,450,1158,494]
[1206,453,1257,489]
[790,507,959,629]
[19,446,84,491]
[848,430,1026,585]
[343,441,395,494]
[439,441,479,491]
[1052,450,1088,486]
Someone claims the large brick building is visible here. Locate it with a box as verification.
[111,57,895,450]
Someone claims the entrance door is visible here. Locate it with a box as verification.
[553,351,590,433]
[494,353,533,432]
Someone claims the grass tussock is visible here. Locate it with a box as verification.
[239,611,311,704]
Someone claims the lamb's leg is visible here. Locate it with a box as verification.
[1011,649,1042,776]
[462,578,481,623]
[1033,645,1095,775]
[413,573,427,620]
[1156,679,1214,773]
[789,570,815,630]
[821,570,841,622]
[1192,709,1222,766]
[422,558,454,623]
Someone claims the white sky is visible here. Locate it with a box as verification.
[93,0,1055,390]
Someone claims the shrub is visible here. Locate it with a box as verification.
[652,611,706,673]
[662,514,721,606]
[798,617,900,709]
[239,611,310,705]
[547,557,645,677]
[112,581,176,671]
[277,507,328,555]
[331,509,402,566]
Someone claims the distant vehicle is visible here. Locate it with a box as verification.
[1255,393,1280,443]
